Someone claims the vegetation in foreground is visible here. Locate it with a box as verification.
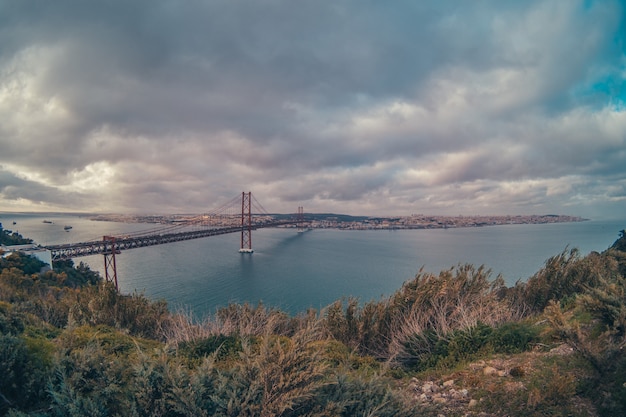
[1,225,625,416]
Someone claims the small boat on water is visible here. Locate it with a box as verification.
[43,220,53,224]
[64,225,72,231]
[12,221,16,225]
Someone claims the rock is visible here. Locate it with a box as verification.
[483,366,498,376]
[433,396,447,404]
[549,344,574,355]
[509,366,525,378]
[497,370,507,377]
[449,388,469,400]
[469,399,478,408]
[455,388,467,398]
[443,379,455,387]
[422,382,434,393]
[504,381,525,393]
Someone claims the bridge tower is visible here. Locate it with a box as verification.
[239,191,254,253]
[103,236,119,290]
[297,206,305,232]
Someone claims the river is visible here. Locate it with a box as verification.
[2,213,624,316]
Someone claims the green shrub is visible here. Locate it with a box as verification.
[402,323,496,371]
[129,353,188,417]
[0,228,32,246]
[489,321,541,354]
[611,230,626,252]
[0,302,25,335]
[0,335,52,414]
[446,322,493,359]
[178,334,243,361]
[67,283,170,340]
[402,321,541,372]
[49,341,134,416]
[510,248,619,313]
[0,252,45,275]
[402,329,449,371]
[49,260,101,287]
[542,250,626,416]
[314,372,419,416]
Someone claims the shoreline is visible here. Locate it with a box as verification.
[86,212,588,231]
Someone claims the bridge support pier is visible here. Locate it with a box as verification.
[239,191,254,253]
[103,236,119,290]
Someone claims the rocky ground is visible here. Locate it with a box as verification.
[404,343,598,416]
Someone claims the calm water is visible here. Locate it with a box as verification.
[2,213,624,316]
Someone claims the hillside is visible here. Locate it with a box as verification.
[0,228,625,416]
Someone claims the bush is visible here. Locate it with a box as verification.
[51,260,100,287]
[315,372,418,416]
[0,302,25,335]
[0,228,32,246]
[542,250,626,416]
[489,321,541,354]
[178,334,243,361]
[49,342,133,417]
[402,323,496,371]
[0,335,52,414]
[510,248,619,313]
[67,283,170,340]
[611,230,626,252]
[0,252,45,275]
[401,320,542,371]
[129,352,187,417]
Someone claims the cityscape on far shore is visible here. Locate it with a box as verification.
[90,213,588,231]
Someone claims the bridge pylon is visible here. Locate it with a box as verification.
[297,206,305,232]
[103,236,119,290]
[239,191,254,253]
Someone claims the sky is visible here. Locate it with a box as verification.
[0,0,625,218]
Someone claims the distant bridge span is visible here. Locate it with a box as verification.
[44,192,306,289]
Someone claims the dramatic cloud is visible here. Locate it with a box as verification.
[0,0,624,217]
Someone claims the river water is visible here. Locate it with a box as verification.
[2,213,624,316]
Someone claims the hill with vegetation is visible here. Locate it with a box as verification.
[0,225,32,246]
[1,227,625,416]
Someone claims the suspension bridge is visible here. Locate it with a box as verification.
[44,192,307,289]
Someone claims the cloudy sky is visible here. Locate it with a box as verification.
[1,0,625,218]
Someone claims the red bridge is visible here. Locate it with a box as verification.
[44,192,306,289]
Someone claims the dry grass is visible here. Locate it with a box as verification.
[387,265,522,362]
[163,303,322,347]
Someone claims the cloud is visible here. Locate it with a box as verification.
[0,0,624,218]
[0,165,89,210]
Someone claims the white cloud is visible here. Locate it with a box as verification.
[61,161,116,193]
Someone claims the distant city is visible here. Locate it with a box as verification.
[90,213,588,230]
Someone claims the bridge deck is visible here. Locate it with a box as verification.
[45,219,298,261]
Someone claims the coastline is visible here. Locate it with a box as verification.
[87,212,588,231]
